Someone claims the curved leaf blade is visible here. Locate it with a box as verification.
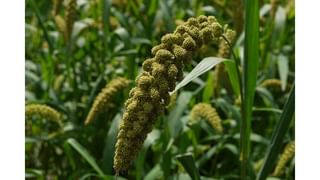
[173,57,230,93]
[102,113,122,173]
[256,85,295,180]
[66,138,105,176]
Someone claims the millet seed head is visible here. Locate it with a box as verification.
[114,16,231,173]
[26,104,61,124]
[182,37,197,51]
[151,43,169,56]
[142,58,155,72]
[190,103,224,134]
[155,49,175,63]
[273,141,295,176]
[84,77,130,125]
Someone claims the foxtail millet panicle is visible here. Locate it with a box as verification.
[65,0,77,41]
[260,78,291,92]
[273,141,295,176]
[54,15,66,35]
[84,77,130,125]
[217,28,236,58]
[261,79,282,88]
[189,103,224,133]
[25,104,61,124]
[114,15,228,173]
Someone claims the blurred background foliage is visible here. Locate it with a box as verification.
[25,0,295,179]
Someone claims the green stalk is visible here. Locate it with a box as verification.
[29,0,54,54]
[241,0,259,179]
[102,0,111,60]
[65,39,77,98]
[29,0,55,99]
[257,85,295,180]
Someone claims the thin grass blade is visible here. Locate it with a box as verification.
[224,61,240,96]
[176,153,201,180]
[256,85,295,180]
[102,113,122,174]
[241,0,260,178]
[66,138,105,176]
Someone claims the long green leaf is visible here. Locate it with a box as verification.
[102,113,122,173]
[29,0,53,53]
[173,57,229,93]
[167,92,192,140]
[176,153,201,180]
[202,71,214,103]
[241,0,260,178]
[256,85,295,180]
[66,138,105,176]
[224,61,240,96]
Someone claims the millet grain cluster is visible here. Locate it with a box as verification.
[114,15,231,172]
[273,141,295,176]
[189,103,224,133]
[26,104,61,123]
[84,77,130,125]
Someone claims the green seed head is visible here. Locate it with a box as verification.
[190,103,224,134]
[155,49,175,63]
[161,33,182,45]
[142,58,155,72]
[84,77,130,125]
[151,43,169,56]
[182,37,197,51]
[217,28,236,58]
[137,74,154,90]
[114,16,230,173]
[167,64,178,79]
[26,104,61,123]
[273,141,295,176]
[151,62,166,77]
[65,0,77,41]
[197,15,208,23]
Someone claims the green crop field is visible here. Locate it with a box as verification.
[25,0,295,179]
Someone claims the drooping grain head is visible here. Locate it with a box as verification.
[273,141,295,176]
[217,28,236,58]
[213,28,236,97]
[25,104,61,123]
[261,79,282,89]
[54,15,66,35]
[114,15,229,173]
[189,103,224,134]
[261,79,291,92]
[65,0,77,41]
[84,77,130,125]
